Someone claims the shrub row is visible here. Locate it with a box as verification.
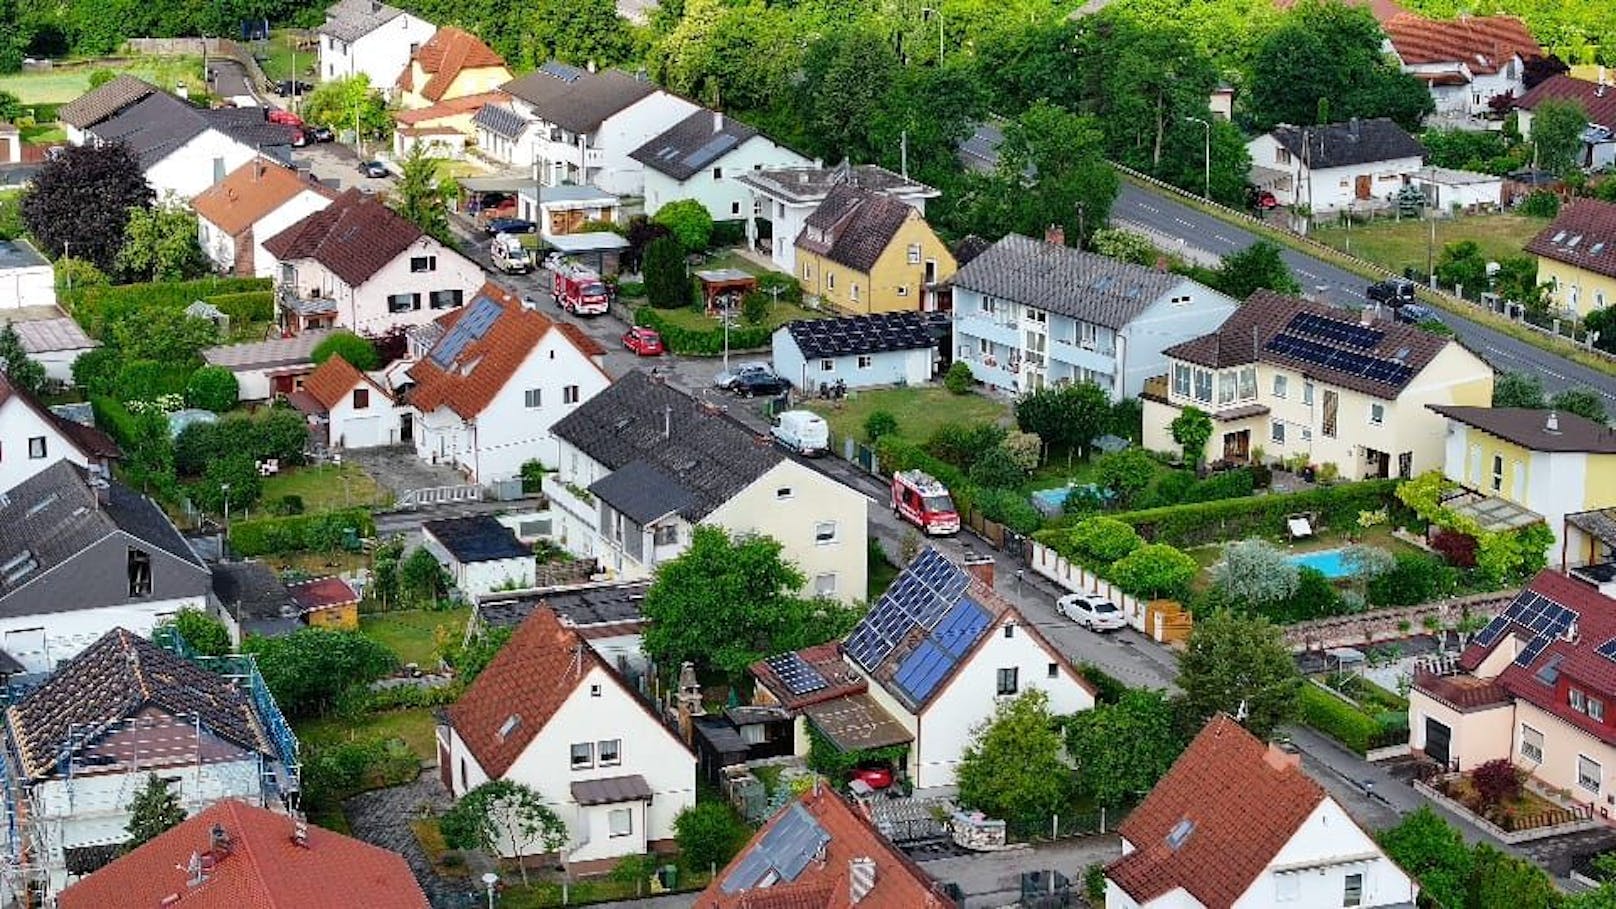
[633,306,772,356]
[204,290,275,324]
[65,276,271,337]
[89,394,140,446]
[230,508,376,556]
[874,436,975,516]
[1299,682,1380,755]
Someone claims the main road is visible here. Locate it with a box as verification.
[1112,183,1616,405]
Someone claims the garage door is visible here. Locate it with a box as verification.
[341,416,382,448]
[1425,717,1452,768]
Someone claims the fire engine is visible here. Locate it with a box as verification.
[891,469,960,536]
[551,261,611,316]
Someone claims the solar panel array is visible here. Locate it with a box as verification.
[891,599,992,704]
[765,652,828,696]
[430,295,503,368]
[684,133,741,170]
[1264,333,1414,386]
[844,549,971,670]
[720,803,831,893]
[1288,312,1384,349]
[1597,637,1616,662]
[789,313,935,359]
[1471,589,1579,669]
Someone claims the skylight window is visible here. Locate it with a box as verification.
[497,714,522,739]
[24,493,59,518]
[1,551,38,586]
[1166,818,1195,850]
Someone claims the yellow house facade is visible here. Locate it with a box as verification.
[795,184,955,315]
[394,26,511,111]
[1525,198,1616,317]
[1142,291,1493,478]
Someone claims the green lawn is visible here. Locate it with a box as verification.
[360,607,472,667]
[806,386,1012,448]
[260,463,390,512]
[700,250,772,276]
[0,56,208,104]
[1311,214,1548,275]
[298,706,438,763]
[649,299,823,335]
[255,30,317,83]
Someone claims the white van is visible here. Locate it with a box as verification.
[771,410,829,457]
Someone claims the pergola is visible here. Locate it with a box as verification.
[694,268,757,316]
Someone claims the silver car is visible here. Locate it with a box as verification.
[1057,593,1127,631]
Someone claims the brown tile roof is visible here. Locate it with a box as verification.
[1107,715,1327,907]
[260,189,424,288]
[1162,291,1453,399]
[795,185,916,274]
[192,158,332,237]
[398,27,507,102]
[1384,13,1541,75]
[698,786,952,909]
[393,91,506,126]
[287,576,359,613]
[1525,198,1616,280]
[750,642,869,711]
[57,75,156,128]
[1429,405,1616,452]
[448,607,684,778]
[299,354,387,412]
[1412,668,1511,711]
[407,283,607,419]
[1518,74,1616,128]
[57,799,429,909]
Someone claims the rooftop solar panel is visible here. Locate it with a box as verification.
[933,600,991,658]
[719,803,829,893]
[893,640,954,704]
[765,652,828,696]
[683,133,740,170]
[1472,615,1509,648]
[430,295,502,368]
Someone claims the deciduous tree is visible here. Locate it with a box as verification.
[1210,539,1300,608]
[1065,689,1186,804]
[956,690,1072,835]
[302,75,392,147]
[524,0,635,70]
[1177,609,1300,739]
[310,332,380,371]
[184,365,239,413]
[1015,381,1111,462]
[1530,99,1590,177]
[116,194,207,281]
[439,780,567,885]
[1492,371,1545,408]
[0,322,45,396]
[965,102,1118,248]
[21,142,152,272]
[1214,241,1299,298]
[243,628,397,718]
[654,199,714,253]
[1376,806,1473,909]
[1094,447,1156,508]
[673,801,752,871]
[1550,388,1607,424]
[1109,543,1197,600]
[162,607,230,656]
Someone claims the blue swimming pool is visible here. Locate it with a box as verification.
[1288,548,1355,580]
[1030,484,1112,516]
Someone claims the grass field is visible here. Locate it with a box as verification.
[649,299,823,336]
[1310,213,1548,275]
[298,706,438,762]
[0,56,207,104]
[255,30,317,84]
[359,608,472,667]
[805,385,1011,447]
[260,462,390,512]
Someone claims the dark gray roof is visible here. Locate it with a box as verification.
[318,0,407,42]
[212,562,300,638]
[501,68,655,135]
[795,185,915,274]
[783,312,939,360]
[57,75,156,129]
[203,107,299,149]
[0,239,48,270]
[471,103,529,140]
[477,580,649,631]
[1271,118,1425,171]
[89,92,293,168]
[552,371,783,522]
[570,773,653,806]
[629,109,760,181]
[951,233,1185,329]
[736,162,938,205]
[0,462,203,604]
[588,460,695,525]
[957,122,1004,173]
[423,515,531,563]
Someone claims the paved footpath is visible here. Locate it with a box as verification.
[923,837,1120,908]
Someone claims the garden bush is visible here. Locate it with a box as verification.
[1109,544,1197,600]
[1470,758,1523,811]
[1187,468,1255,503]
[1368,552,1459,607]
[90,394,140,446]
[229,508,377,556]
[65,276,269,338]
[944,361,974,394]
[632,306,771,355]
[925,421,1006,470]
[204,290,275,324]
[1067,517,1142,565]
[185,365,240,413]
[1299,683,1380,754]
[1430,529,1478,568]
[975,488,1043,534]
[968,446,1028,490]
[174,409,310,477]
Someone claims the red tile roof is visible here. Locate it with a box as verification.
[407,283,608,420]
[394,91,506,126]
[1517,74,1616,128]
[1383,13,1541,75]
[260,189,425,288]
[299,354,387,412]
[57,799,428,909]
[397,27,507,102]
[1107,715,1327,907]
[192,158,332,237]
[1525,198,1616,280]
[750,642,869,711]
[449,607,686,778]
[698,786,952,909]
[287,576,358,613]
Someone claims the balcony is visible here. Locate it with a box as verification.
[1142,375,1170,404]
[277,285,337,317]
[542,474,599,527]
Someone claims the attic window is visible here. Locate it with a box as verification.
[1593,243,1607,255]
[128,548,152,598]
[497,714,522,740]
[1166,818,1195,850]
[1,551,37,586]
[1552,231,1567,243]
[1568,235,1583,248]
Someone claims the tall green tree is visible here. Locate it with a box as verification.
[1550,388,1607,424]
[523,0,635,69]
[243,628,397,718]
[1215,241,1300,298]
[643,235,687,309]
[956,689,1073,835]
[21,142,152,272]
[123,774,187,851]
[302,75,392,147]
[1177,609,1301,739]
[1015,381,1111,462]
[0,322,45,396]
[1376,806,1473,909]
[654,199,714,251]
[162,608,230,657]
[796,27,901,162]
[1491,371,1545,408]
[439,780,566,885]
[1064,689,1186,804]
[966,102,1119,247]
[1530,99,1591,177]
[115,195,208,282]
[392,144,453,244]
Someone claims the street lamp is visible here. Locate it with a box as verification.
[220,482,231,552]
[920,7,944,64]
[481,872,499,909]
[1184,116,1211,201]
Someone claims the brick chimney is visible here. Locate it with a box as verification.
[1044,224,1065,247]
[962,554,994,588]
[1264,741,1301,773]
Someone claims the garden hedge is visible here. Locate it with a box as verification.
[204,290,275,324]
[65,276,271,338]
[230,508,376,557]
[1299,682,1380,755]
[874,436,975,515]
[89,394,139,446]
[632,306,772,356]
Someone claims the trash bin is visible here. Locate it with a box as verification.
[658,865,678,889]
[342,527,361,551]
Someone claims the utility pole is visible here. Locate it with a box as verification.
[1185,116,1211,201]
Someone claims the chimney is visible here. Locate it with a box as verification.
[209,823,232,856]
[291,814,309,849]
[713,109,724,133]
[848,857,877,904]
[962,554,995,588]
[1155,255,1169,272]
[1546,411,1561,434]
[1044,224,1065,247]
[1264,741,1302,773]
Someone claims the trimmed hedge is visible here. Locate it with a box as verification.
[230,508,376,557]
[89,394,139,446]
[1299,683,1379,755]
[205,290,275,324]
[65,276,271,338]
[633,306,772,356]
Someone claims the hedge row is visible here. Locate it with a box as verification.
[66,276,271,337]
[874,436,975,516]
[633,306,772,356]
[1040,479,1400,551]
[230,508,377,557]
[89,394,140,446]
[204,290,275,324]
[1299,683,1381,755]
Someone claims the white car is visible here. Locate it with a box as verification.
[1057,593,1127,631]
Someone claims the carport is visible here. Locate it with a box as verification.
[547,232,629,276]
[458,172,531,222]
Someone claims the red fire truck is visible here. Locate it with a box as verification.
[891,469,960,536]
[551,262,611,316]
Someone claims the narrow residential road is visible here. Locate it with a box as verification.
[1112,183,1616,405]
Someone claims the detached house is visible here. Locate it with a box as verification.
[317,0,435,88]
[794,184,957,314]
[192,158,335,277]
[631,109,812,222]
[951,232,1240,399]
[440,607,695,871]
[0,463,210,673]
[1142,291,1493,476]
[771,311,943,391]
[1517,75,1616,172]
[390,27,510,159]
[406,283,610,482]
[1525,198,1616,317]
[287,353,402,449]
[547,371,868,603]
[1383,13,1541,116]
[0,370,120,493]
[1247,118,1425,213]
[1105,714,1418,908]
[263,189,483,335]
[737,163,939,274]
[2,629,296,898]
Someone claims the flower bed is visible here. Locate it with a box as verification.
[1431,771,1584,833]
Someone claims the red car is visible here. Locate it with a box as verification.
[622,327,665,356]
[267,109,304,127]
[850,766,894,790]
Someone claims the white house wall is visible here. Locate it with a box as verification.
[771,334,932,392]
[282,234,483,335]
[1118,280,1239,399]
[144,130,258,201]
[326,386,405,449]
[1235,798,1418,908]
[250,190,336,278]
[0,263,55,310]
[320,14,436,89]
[642,134,812,221]
[0,596,204,674]
[0,396,95,493]
[588,94,701,196]
[705,459,869,605]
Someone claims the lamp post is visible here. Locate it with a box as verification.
[1184,116,1211,201]
[920,7,944,64]
[481,872,498,909]
[220,483,231,549]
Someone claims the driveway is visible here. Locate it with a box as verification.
[293,139,395,194]
[344,445,468,497]
[343,772,494,909]
[922,837,1121,908]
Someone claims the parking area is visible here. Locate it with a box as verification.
[292,140,394,195]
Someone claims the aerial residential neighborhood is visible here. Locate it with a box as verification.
[6,0,1616,905]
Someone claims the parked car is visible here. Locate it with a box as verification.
[267,109,304,127]
[1367,278,1417,307]
[1056,593,1127,631]
[268,79,314,97]
[732,371,790,397]
[357,160,389,179]
[290,129,308,148]
[713,363,773,390]
[1395,303,1440,325]
[622,327,665,356]
[771,410,829,456]
[849,764,894,790]
[307,125,334,143]
[485,217,537,236]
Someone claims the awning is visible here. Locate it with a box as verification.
[1441,489,1542,532]
[571,774,654,806]
[1567,508,1616,545]
[547,232,630,254]
[1213,404,1270,421]
[802,693,913,752]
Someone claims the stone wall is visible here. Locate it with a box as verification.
[1284,591,1516,652]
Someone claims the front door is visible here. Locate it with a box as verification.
[1365,448,1390,479]
[1355,174,1372,199]
[1425,717,1452,768]
[1222,430,1250,463]
[399,412,413,443]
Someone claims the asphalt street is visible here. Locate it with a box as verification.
[1112,183,1616,405]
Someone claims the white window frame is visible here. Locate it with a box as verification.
[1520,724,1543,762]
[608,807,634,838]
[857,355,873,369]
[1579,754,1602,793]
[1172,363,1191,397]
[814,521,838,545]
[1369,403,1385,425]
[570,742,594,770]
[1592,697,1606,722]
[1571,688,1586,712]
[1276,872,1300,902]
[598,738,621,767]
[814,573,837,596]
[1273,374,1287,398]
[907,243,922,264]
[820,358,835,372]
[1343,871,1363,907]
[524,388,542,408]
[1271,421,1286,444]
